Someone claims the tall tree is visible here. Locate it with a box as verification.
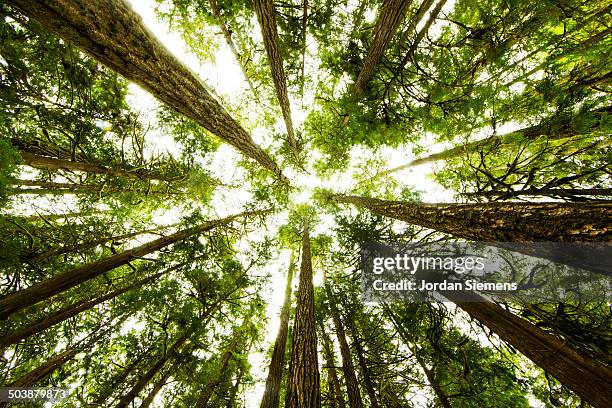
[253,0,299,157]
[285,225,321,408]
[6,0,286,180]
[326,194,611,241]
[325,285,363,408]
[443,291,612,408]
[353,0,412,96]
[0,210,266,319]
[260,256,295,408]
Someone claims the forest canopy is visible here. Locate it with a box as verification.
[0,0,610,407]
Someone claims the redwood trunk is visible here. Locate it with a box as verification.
[346,321,379,408]
[7,0,284,179]
[139,359,178,408]
[22,223,178,263]
[253,0,298,156]
[328,194,612,242]
[19,151,181,182]
[8,348,77,387]
[391,0,446,82]
[326,286,363,408]
[0,265,175,348]
[260,258,295,408]
[11,180,180,196]
[443,291,612,408]
[354,0,412,96]
[385,307,452,408]
[319,321,346,408]
[0,211,256,319]
[196,349,233,408]
[115,327,194,408]
[463,188,612,200]
[285,227,321,408]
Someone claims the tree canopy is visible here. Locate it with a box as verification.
[0,0,610,407]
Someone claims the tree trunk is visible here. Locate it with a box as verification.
[139,359,179,408]
[443,291,612,408]
[285,226,321,408]
[207,0,260,102]
[6,0,285,180]
[327,194,612,242]
[462,188,612,200]
[389,0,445,86]
[385,307,452,408]
[326,286,363,408]
[299,0,308,101]
[0,263,180,348]
[7,326,109,387]
[0,210,262,319]
[196,349,233,408]
[115,327,194,408]
[354,0,412,97]
[11,180,181,196]
[93,353,146,405]
[378,106,612,173]
[253,0,299,157]
[260,256,295,408]
[18,151,182,183]
[226,366,244,408]
[328,194,611,274]
[345,318,380,408]
[21,222,178,263]
[318,321,345,408]
[196,316,250,408]
[8,348,77,387]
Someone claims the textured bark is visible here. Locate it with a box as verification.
[379,106,612,173]
[0,210,262,319]
[253,0,299,156]
[328,194,612,242]
[443,291,612,408]
[354,0,412,96]
[139,359,179,408]
[0,264,178,348]
[318,321,346,408]
[207,0,260,102]
[18,151,182,182]
[463,188,612,200]
[285,227,321,408]
[326,286,363,408]
[329,194,611,274]
[115,327,194,408]
[6,0,285,180]
[260,257,295,408]
[21,223,178,263]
